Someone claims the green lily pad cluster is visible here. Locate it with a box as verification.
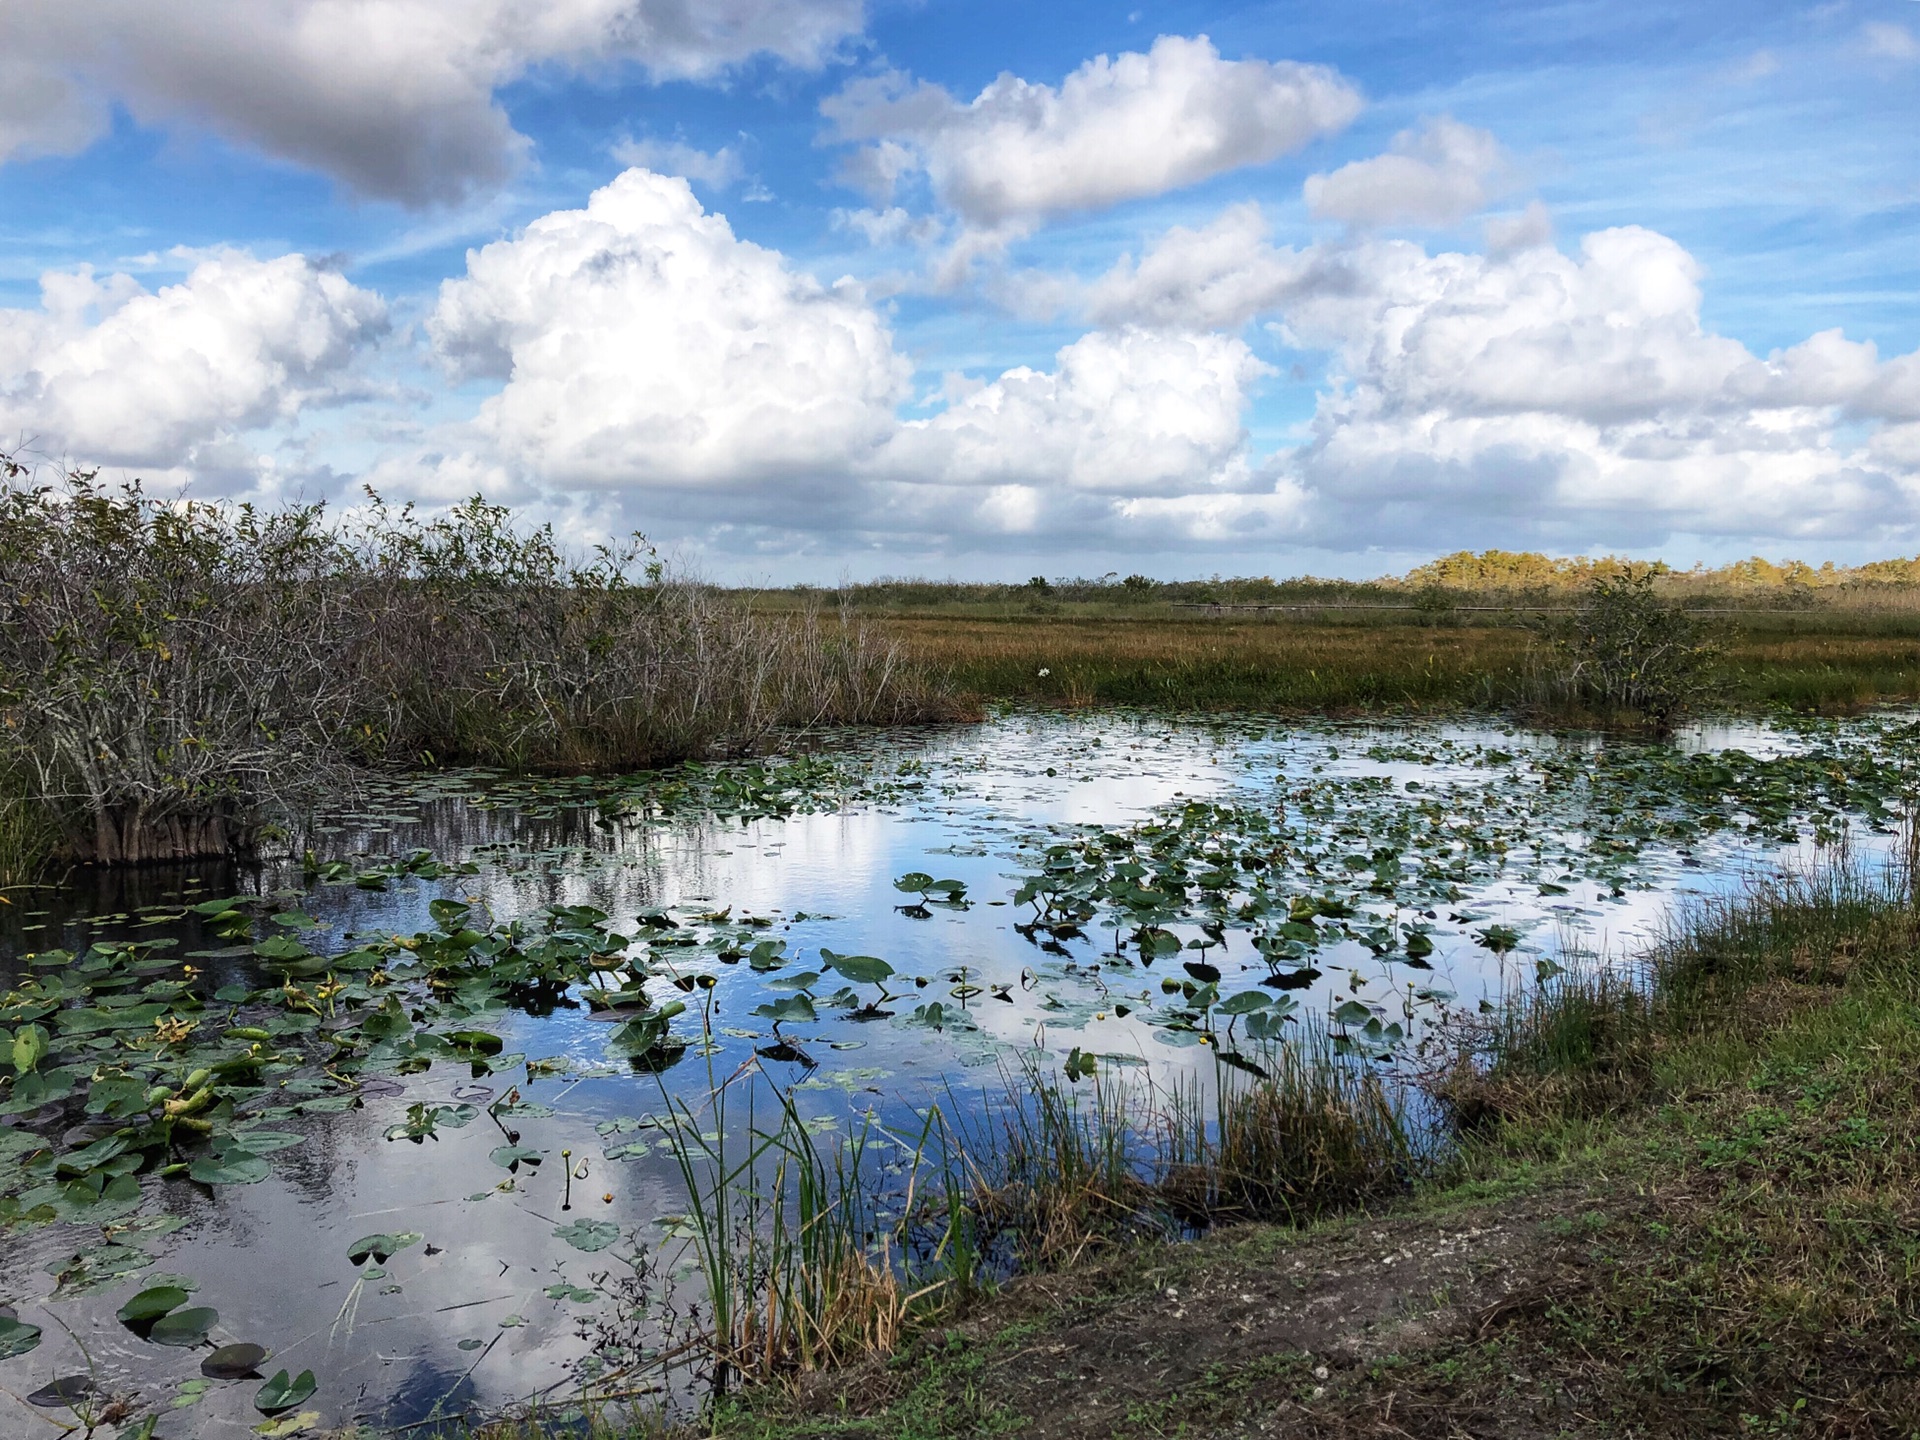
[1002,715,1920,1059]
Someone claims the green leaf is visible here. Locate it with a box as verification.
[11,1024,47,1074]
[445,1030,504,1055]
[490,1145,544,1170]
[552,1219,620,1252]
[117,1286,189,1326]
[753,995,816,1026]
[346,1232,421,1265]
[189,1153,271,1185]
[0,1318,42,1358]
[228,1130,305,1154]
[254,1368,317,1415]
[820,950,894,986]
[1215,991,1272,1015]
[201,1342,268,1379]
[892,872,935,893]
[148,1305,218,1346]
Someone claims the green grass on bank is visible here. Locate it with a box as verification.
[452,864,1920,1440]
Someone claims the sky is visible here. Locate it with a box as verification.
[1,0,1917,582]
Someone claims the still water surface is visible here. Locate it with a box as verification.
[1,708,1912,1434]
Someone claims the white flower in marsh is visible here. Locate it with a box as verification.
[1037,668,1051,677]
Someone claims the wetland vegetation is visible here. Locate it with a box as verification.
[5,468,1920,1438]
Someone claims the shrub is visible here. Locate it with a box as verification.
[1545,566,1717,728]
[0,460,954,866]
[0,466,361,863]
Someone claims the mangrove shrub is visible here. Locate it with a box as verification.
[0,459,949,867]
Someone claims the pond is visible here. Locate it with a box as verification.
[2,707,1917,1435]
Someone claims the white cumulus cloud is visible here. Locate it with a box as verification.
[873,327,1268,496]
[1304,116,1511,227]
[1072,203,1341,330]
[1279,225,1920,546]
[426,168,912,488]
[0,250,387,473]
[822,35,1361,228]
[0,0,865,203]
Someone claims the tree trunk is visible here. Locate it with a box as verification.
[70,806,258,866]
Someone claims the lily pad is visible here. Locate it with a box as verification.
[820,950,894,985]
[255,1368,317,1415]
[149,1305,218,1346]
[27,1374,95,1407]
[258,1412,323,1438]
[346,1232,421,1265]
[0,1317,42,1358]
[202,1341,268,1379]
[553,1219,620,1252]
[189,1153,271,1185]
[227,1130,306,1153]
[117,1285,190,1326]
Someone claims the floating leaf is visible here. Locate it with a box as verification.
[255,1368,317,1415]
[346,1232,421,1265]
[10,1023,51,1075]
[149,1305,218,1346]
[256,1412,322,1438]
[490,1145,544,1171]
[117,1285,189,1326]
[27,1375,95,1407]
[553,1219,620,1252]
[189,1153,271,1186]
[228,1130,306,1154]
[202,1342,268,1379]
[446,1030,504,1055]
[0,1317,42,1358]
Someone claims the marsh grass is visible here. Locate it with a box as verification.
[857,610,1920,717]
[963,1045,1414,1268]
[0,774,58,890]
[644,1040,1413,1402]
[1437,844,1920,1131]
[649,1055,981,1393]
[875,615,1534,711]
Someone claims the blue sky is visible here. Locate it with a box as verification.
[1,0,1917,580]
